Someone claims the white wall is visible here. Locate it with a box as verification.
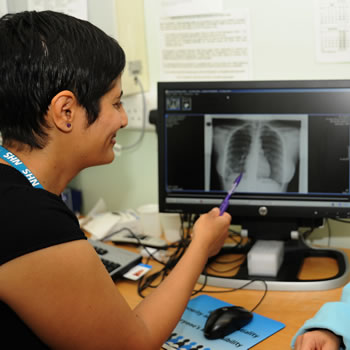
[7,0,350,247]
[144,0,350,90]
[138,0,350,248]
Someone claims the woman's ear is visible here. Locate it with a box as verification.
[49,91,77,132]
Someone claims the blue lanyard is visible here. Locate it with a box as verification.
[0,145,44,189]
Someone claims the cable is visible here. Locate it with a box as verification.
[116,75,147,152]
[301,219,332,246]
[300,226,315,240]
[134,213,268,313]
[325,218,332,247]
[136,215,196,297]
[135,217,192,298]
[206,256,246,274]
[137,236,190,297]
[227,228,243,245]
[330,217,350,224]
[249,280,268,312]
[104,226,181,265]
[192,277,268,313]
[101,223,191,298]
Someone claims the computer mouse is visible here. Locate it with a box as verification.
[203,305,253,340]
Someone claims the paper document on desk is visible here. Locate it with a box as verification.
[82,209,142,241]
[162,295,285,350]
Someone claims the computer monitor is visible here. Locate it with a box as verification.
[157,79,350,290]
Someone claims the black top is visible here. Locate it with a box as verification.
[0,164,86,348]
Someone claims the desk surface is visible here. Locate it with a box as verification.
[114,244,350,350]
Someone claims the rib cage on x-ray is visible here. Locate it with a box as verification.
[225,122,285,186]
[205,116,303,193]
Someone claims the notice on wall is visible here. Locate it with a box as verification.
[158,9,252,81]
[28,0,88,20]
[160,0,223,17]
[315,0,350,62]
[0,0,8,17]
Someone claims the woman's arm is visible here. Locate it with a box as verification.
[0,208,231,350]
[133,208,231,346]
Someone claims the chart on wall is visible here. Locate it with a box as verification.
[145,0,350,82]
[314,0,350,62]
[157,0,252,81]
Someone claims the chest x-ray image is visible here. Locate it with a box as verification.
[205,115,307,193]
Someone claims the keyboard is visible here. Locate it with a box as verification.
[88,238,142,281]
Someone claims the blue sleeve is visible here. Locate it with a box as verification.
[291,283,350,349]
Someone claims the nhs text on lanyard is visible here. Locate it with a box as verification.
[0,146,44,189]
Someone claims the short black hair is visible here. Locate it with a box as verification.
[0,11,126,148]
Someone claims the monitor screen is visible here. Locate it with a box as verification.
[157,80,350,239]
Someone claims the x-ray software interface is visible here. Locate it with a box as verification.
[163,87,350,202]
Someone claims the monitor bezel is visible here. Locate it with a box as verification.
[157,79,350,229]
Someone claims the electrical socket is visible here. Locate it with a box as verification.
[123,91,156,130]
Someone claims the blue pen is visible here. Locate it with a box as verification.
[219,173,243,215]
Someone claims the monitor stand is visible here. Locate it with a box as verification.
[198,238,350,291]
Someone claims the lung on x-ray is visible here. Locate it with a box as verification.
[205,114,307,193]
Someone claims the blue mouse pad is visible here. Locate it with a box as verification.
[162,294,285,350]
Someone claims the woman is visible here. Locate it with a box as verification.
[0,11,231,349]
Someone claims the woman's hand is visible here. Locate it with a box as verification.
[294,330,341,350]
[191,207,231,257]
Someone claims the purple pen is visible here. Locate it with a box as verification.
[219,173,243,215]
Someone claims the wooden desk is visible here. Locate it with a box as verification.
[114,245,350,349]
